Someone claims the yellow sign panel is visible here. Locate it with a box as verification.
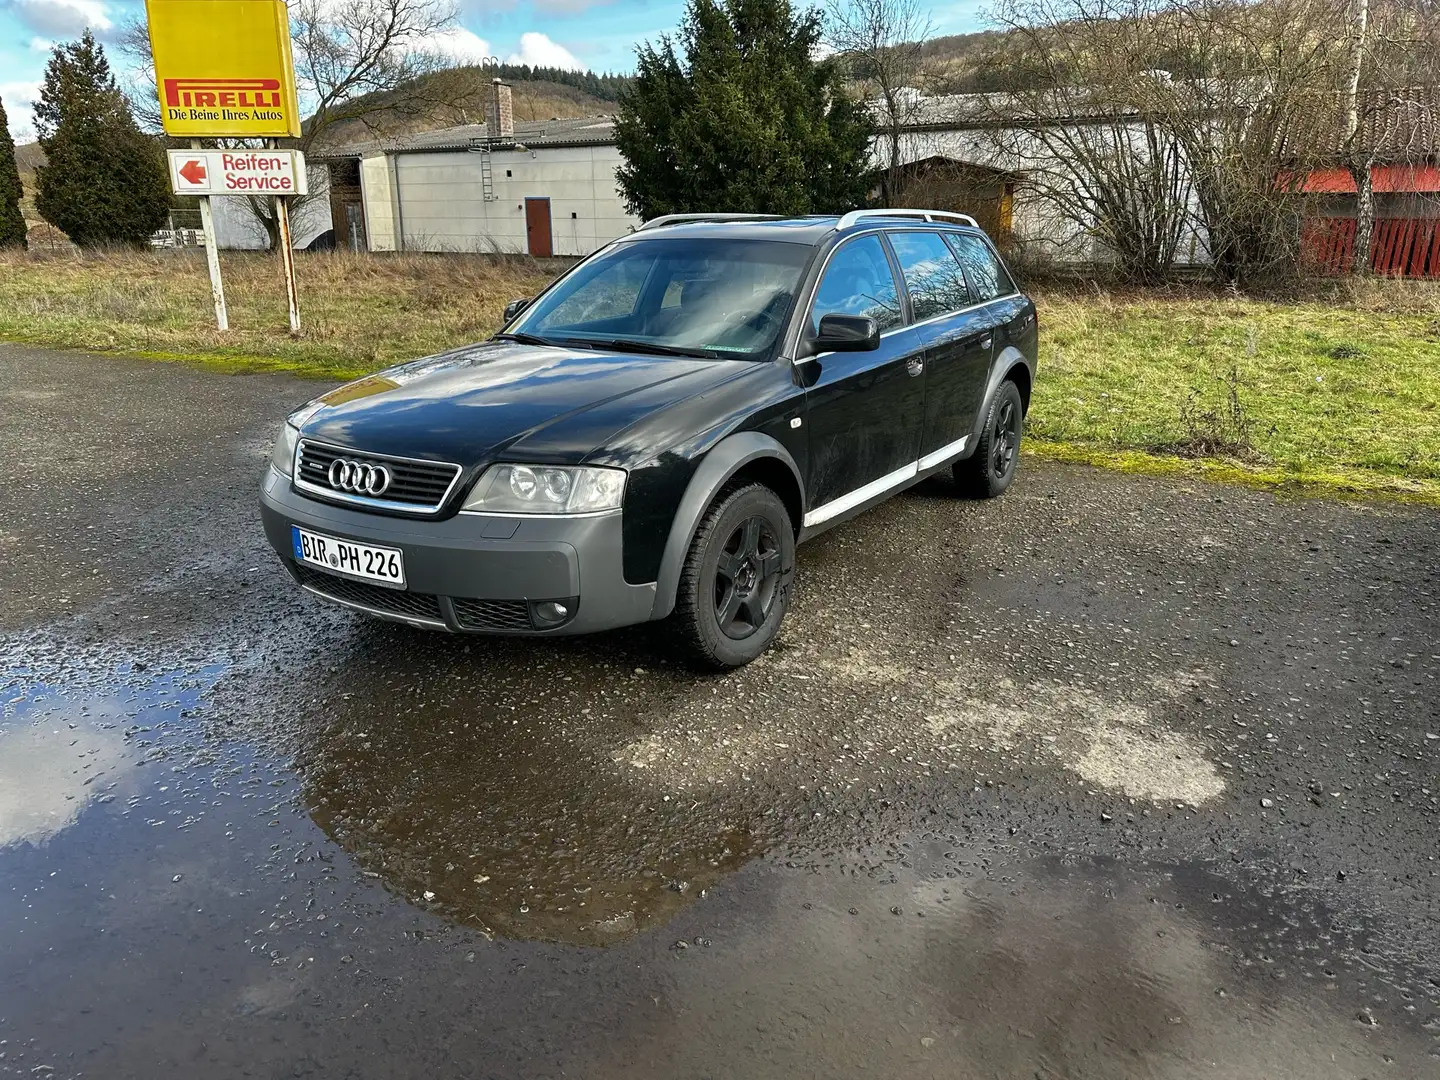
[147,0,301,138]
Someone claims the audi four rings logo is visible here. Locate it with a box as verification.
[328,458,392,496]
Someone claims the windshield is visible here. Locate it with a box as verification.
[512,238,812,359]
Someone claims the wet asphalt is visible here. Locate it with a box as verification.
[1,341,1437,1079]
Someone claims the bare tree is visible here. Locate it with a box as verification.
[824,0,936,205]
[1134,0,1347,284]
[974,0,1405,285]
[119,0,464,249]
[1342,0,1374,271]
[973,0,1194,283]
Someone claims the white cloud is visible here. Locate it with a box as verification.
[6,0,114,37]
[506,31,584,72]
[1,81,42,142]
[29,36,56,51]
[416,26,494,64]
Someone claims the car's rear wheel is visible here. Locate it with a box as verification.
[956,379,1024,499]
[673,482,794,670]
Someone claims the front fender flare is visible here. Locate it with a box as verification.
[648,432,804,621]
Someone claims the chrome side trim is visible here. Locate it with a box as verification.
[917,435,970,471]
[294,438,464,517]
[300,583,450,631]
[802,461,918,528]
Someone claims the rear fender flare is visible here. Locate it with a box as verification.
[649,433,805,621]
[970,347,1033,446]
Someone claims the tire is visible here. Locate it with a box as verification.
[673,482,795,670]
[955,379,1024,499]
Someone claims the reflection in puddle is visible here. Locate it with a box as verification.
[300,696,760,945]
[576,854,1426,1079]
[0,664,226,850]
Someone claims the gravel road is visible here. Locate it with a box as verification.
[1,342,1437,1079]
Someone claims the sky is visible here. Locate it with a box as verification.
[1,0,988,142]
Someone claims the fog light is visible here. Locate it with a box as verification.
[530,600,571,627]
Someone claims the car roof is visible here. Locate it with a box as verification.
[619,216,985,246]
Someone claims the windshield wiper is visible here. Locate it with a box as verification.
[590,338,721,359]
[491,331,555,347]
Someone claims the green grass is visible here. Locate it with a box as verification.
[1027,283,1440,504]
[2,249,1438,504]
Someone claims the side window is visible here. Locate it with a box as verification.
[945,233,1015,301]
[809,234,903,334]
[887,231,974,322]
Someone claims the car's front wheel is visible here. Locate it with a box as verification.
[673,482,794,670]
[956,379,1024,499]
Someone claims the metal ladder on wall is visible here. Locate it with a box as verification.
[469,136,498,202]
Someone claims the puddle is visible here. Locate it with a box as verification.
[296,671,764,946]
[587,851,1431,1079]
[1,664,227,850]
[0,640,1434,1078]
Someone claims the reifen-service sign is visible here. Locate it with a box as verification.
[167,150,310,196]
[146,0,302,138]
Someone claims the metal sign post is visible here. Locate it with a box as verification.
[191,139,229,331]
[275,193,301,334]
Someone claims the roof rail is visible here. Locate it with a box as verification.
[636,213,785,231]
[836,209,980,231]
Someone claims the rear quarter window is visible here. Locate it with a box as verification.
[945,233,1015,301]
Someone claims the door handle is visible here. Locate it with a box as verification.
[906,357,924,377]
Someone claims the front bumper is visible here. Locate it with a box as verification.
[259,468,657,635]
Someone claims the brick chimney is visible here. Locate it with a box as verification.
[486,78,514,140]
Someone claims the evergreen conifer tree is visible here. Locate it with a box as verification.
[34,31,170,247]
[615,0,873,219]
[0,97,26,248]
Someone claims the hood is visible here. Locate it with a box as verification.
[298,342,757,467]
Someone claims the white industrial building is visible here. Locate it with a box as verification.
[208,162,335,250]
[315,80,635,257]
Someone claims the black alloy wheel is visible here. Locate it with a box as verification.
[956,378,1025,499]
[712,515,783,640]
[674,482,795,669]
[991,395,1020,478]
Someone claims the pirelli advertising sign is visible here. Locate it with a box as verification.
[147,0,302,138]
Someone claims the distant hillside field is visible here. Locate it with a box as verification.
[311,64,627,151]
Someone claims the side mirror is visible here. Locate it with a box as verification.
[813,313,880,353]
[502,297,530,322]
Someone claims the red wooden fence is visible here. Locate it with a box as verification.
[1301,217,1440,277]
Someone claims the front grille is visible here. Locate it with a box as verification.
[295,565,444,622]
[296,440,461,512]
[452,597,533,631]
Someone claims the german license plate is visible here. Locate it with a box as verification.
[291,525,406,588]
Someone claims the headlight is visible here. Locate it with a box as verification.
[269,403,324,478]
[270,423,300,477]
[462,464,626,514]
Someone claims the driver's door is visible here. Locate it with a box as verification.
[799,233,926,523]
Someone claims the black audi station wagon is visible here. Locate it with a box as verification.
[260,210,1038,668]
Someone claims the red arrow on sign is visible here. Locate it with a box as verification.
[178,159,207,185]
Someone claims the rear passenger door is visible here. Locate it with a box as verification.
[798,233,924,516]
[886,231,993,468]
[945,231,1030,363]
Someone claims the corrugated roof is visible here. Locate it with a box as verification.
[315,116,618,157]
[1361,87,1439,160]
